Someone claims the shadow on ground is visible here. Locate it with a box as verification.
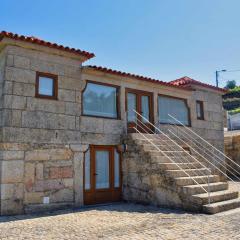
[0,202,200,223]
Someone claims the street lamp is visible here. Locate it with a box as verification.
[216,69,227,87]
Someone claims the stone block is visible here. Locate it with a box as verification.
[24,163,35,192]
[80,117,104,133]
[1,183,24,200]
[1,199,24,215]
[63,178,74,188]
[0,150,24,160]
[70,144,88,152]
[103,119,124,134]
[13,82,35,96]
[14,55,30,69]
[50,188,74,203]
[36,163,44,180]
[1,160,24,183]
[65,102,81,116]
[49,166,73,179]
[58,89,76,102]
[58,76,82,90]
[3,81,13,94]
[22,111,76,130]
[4,95,26,109]
[24,192,44,204]
[73,153,83,206]
[27,97,65,114]
[6,55,14,66]
[25,148,73,161]
[2,127,81,144]
[35,179,65,191]
[5,66,35,84]
[12,110,22,127]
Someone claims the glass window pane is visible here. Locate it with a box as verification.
[141,95,150,122]
[196,102,203,119]
[127,93,137,122]
[39,76,54,96]
[158,96,189,125]
[95,150,109,189]
[83,83,117,118]
[84,149,90,190]
[114,149,120,188]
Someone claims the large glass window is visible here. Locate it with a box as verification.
[83,82,119,118]
[158,96,190,125]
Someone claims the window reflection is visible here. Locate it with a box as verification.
[83,83,118,118]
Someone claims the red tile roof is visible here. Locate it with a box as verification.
[170,76,227,93]
[85,65,193,91]
[0,31,95,60]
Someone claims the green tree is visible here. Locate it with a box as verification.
[225,80,236,89]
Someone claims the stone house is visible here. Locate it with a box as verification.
[0,31,235,215]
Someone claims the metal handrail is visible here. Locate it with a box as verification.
[132,127,209,194]
[169,114,240,170]
[168,127,239,182]
[167,114,240,180]
[134,117,212,180]
[129,110,211,202]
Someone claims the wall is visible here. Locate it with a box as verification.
[0,44,88,214]
[224,132,240,176]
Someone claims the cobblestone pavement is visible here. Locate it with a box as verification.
[0,202,240,240]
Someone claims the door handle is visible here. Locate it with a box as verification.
[94,173,98,176]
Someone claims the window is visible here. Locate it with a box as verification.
[36,72,58,99]
[196,100,204,120]
[158,95,190,125]
[83,82,119,118]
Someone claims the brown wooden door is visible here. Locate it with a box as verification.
[126,89,154,133]
[84,145,122,205]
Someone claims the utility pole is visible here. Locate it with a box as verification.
[215,69,226,87]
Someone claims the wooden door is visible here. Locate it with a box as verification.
[126,88,154,133]
[84,145,121,205]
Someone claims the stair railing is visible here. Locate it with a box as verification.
[129,109,212,204]
[166,114,240,183]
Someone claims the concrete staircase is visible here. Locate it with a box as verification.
[123,133,240,214]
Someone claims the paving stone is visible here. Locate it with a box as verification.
[0,203,239,239]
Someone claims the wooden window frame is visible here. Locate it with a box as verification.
[196,100,204,120]
[81,80,121,120]
[35,72,58,100]
[158,94,191,127]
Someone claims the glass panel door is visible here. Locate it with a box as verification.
[127,93,137,122]
[95,150,110,189]
[114,149,120,188]
[141,95,150,123]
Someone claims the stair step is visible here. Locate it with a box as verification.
[152,155,196,163]
[182,182,228,195]
[203,198,240,214]
[166,168,211,178]
[192,190,239,205]
[175,175,220,186]
[157,162,203,170]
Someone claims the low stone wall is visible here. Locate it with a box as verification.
[224,131,240,176]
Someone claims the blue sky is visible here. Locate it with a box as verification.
[1,0,240,87]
